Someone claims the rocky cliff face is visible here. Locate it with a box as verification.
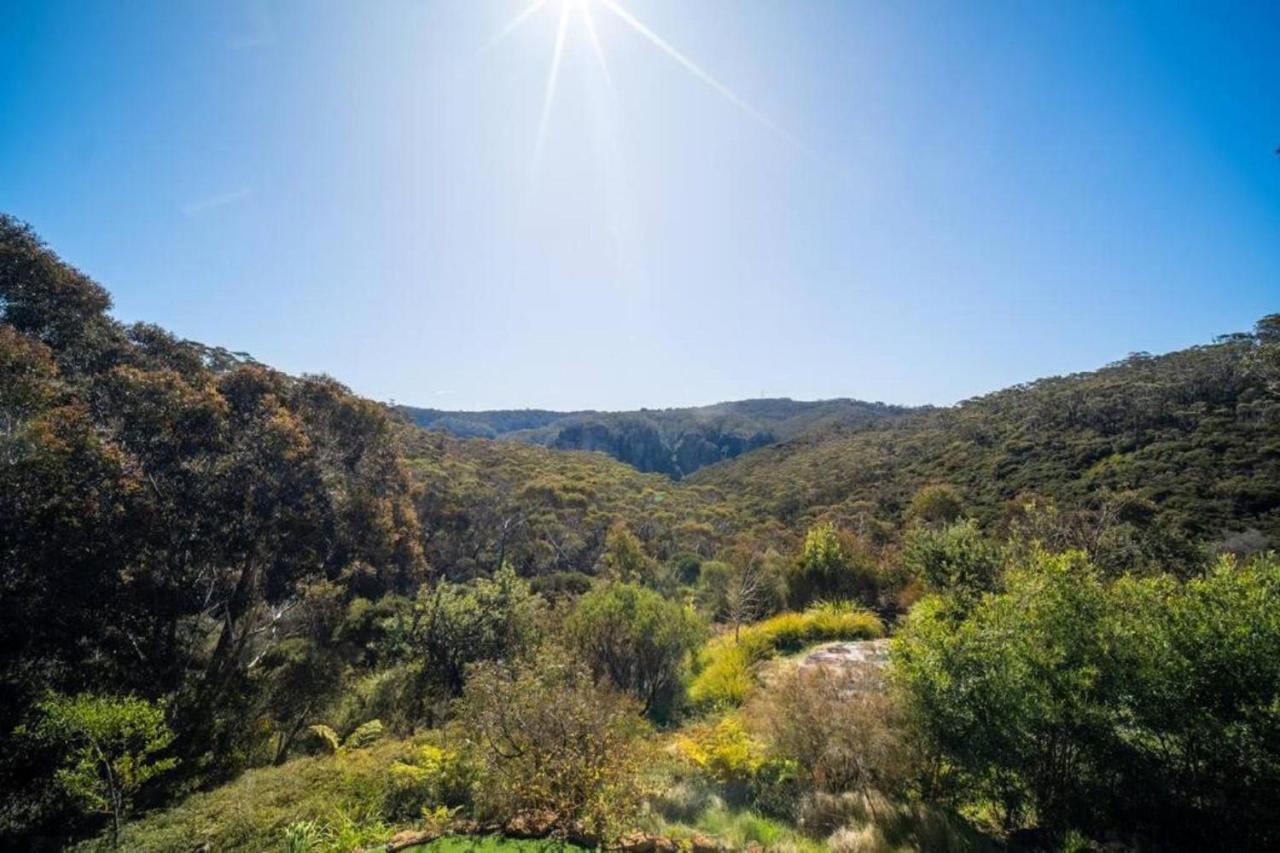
[549,419,775,479]
[552,419,672,476]
[400,398,916,478]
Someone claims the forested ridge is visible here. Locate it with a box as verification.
[400,398,917,479]
[692,335,1280,541]
[4,215,1280,852]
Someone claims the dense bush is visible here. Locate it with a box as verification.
[409,567,546,706]
[696,554,787,633]
[7,218,1280,850]
[673,715,795,810]
[694,325,1280,552]
[902,519,1004,599]
[564,581,705,721]
[893,549,1280,847]
[0,217,428,842]
[787,523,884,608]
[79,737,424,852]
[457,652,650,840]
[20,694,178,845]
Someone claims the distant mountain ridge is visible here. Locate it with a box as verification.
[691,329,1280,544]
[399,398,920,479]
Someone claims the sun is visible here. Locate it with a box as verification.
[487,0,804,178]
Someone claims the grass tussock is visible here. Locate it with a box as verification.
[644,800,824,852]
[687,603,884,708]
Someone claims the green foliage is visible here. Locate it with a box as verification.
[406,836,587,852]
[0,217,428,841]
[643,800,822,852]
[688,604,884,709]
[401,426,736,583]
[386,740,473,820]
[893,550,1280,846]
[281,818,326,853]
[695,556,786,629]
[255,638,346,765]
[695,333,1280,554]
[343,719,385,750]
[307,725,341,756]
[8,219,1280,850]
[788,523,883,608]
[906,484,967,527]
[23,694,178,841]
[565,581,706,720]
[600,521,662,587]
[902,519,1004,598]
[528,570,593,601]
[673,716,797,810]
[305,718,385,757]
[410,566,546,702]
[457,651,650,840]
[82,737,437,851]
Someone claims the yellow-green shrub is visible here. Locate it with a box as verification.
[688,604,883,708]
[386,738,473,820]
[673,716,799,812]
[675,717,766,790]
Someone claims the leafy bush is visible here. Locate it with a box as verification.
[696,555,787,631]
[905,484,967,527]
[457,651,651,840]
[386,738,473,820]
[528,571,594,601]
[787,523,883,608]
[564,581,706,721]
[673,716,796,810]
[409,566,546,709]
[21,693,178,843]
[326,663,421,737]
[902,519,1004,599]
[893,550,1280,847]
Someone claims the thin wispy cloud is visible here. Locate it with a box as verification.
[181,188,252,217]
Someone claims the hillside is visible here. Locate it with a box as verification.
[399,398,917,479]
[398,426,746,582]
[692,332,1280,546]
[6,216,1280,851]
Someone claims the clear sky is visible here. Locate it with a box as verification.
[2,1,1277,410]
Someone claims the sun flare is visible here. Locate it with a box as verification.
[490,0,803,174]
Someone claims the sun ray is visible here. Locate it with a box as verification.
[481,0,549,54]
[528,0,573,191]
[598,0,807,153]
[578,0,613,88]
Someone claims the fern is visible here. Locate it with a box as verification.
[342,719,384,750]
[307,724,340,755]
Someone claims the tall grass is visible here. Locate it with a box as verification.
[687,603,884,708]
[643,801,824,853]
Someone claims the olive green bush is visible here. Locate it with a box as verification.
[457,651,651,840]
[893,550,1280,846]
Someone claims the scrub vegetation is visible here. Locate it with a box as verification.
[4,217,1280,850]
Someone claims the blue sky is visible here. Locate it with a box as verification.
[1,1,1277,410]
